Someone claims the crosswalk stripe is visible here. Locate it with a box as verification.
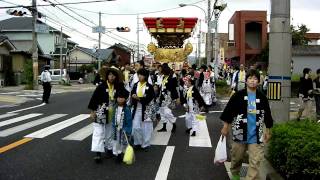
[17,94,42,97]
[151,123,173,146]
[0,114,67,137]
[0,113,42,128]
[155,146,175,180]
[0,92,20,95]
[25,114,90,138]
[62,123,93,141]
[0,113,18,120]
[7,103,46,114]
[189,120,212,147]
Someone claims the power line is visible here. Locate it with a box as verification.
[51,0,137,44]
[63,0,205,15]
[0,0,116,9]
[44,15,112,46]
[0,0,18,6]
[50,0,95,26]
[47,0,136,45]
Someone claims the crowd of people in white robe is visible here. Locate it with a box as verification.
[88,61,218,163]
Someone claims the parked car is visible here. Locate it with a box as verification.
[38,69,68,84]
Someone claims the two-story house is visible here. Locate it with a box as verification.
[0,17,71,66]
[68,46,116,80]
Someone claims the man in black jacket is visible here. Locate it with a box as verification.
[220,69,273,180]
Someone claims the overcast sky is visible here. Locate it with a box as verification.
[0,0,319,52]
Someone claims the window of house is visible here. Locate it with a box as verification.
[53,70,60,75]
[55,36,60,45]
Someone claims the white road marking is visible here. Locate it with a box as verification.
[155,146,175,180]
[17,94,42,97]
[62,123,93,141]
[151,123,173,146]
[0,92,20,95]
[25,114,90,138]
[0,104,18,108]
[7,103,46,114]
[189,120,212,147]
[0,113,42,128]
[0,114,67,137]
[0,113,18,120]
[220,99,229,103]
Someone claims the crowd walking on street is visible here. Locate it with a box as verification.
[86,60,319,180]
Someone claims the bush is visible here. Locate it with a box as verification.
[215,80,228,87]
[267,120,320,179]
[215,80,230,97]
[23,59,33,89]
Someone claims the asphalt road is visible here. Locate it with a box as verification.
[0,91,229,180]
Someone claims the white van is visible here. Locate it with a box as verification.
[38,69,68,84]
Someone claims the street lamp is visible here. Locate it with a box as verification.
[179,3,210,67]
[213,1,227,79]
[180,1,226,79]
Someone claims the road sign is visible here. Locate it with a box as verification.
[92,26,106,33]
[35,24,49,33]
[267,82,281,100]
[209,20,217,30]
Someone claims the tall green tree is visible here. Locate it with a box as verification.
[258,24,310,64]
[291,24,310,46]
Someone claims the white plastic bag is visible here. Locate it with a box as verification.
[91,122,105,152]
[214,135,227,164]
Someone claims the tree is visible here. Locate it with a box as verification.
[258,24,310,64]
[291,24,310,46]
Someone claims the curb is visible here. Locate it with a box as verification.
[0,95,29,104]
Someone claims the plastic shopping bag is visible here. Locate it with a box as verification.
[196,114,206,121]
[214,135,227,164]
[123,132,135,165]
[91,122,105,152]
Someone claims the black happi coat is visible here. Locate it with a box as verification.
[220,89,273,144]
[181,86,205,109]
[159,75,179,106]
[131,82,155,121]
[88,81,123,123]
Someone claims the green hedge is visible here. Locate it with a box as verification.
[215,80,230,97]
[267,121,320,179]
[23,59,33,90]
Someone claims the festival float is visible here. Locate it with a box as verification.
[143,17,198,69]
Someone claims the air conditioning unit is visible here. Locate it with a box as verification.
[227,41,235,47]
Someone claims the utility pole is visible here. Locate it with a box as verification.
[98,11,102,70]
[59,27,63,82]
[206,0,212,66]
[137,15,140,62]
[197,20,202,67]
[212,0,226,79]
[268,0,291,122]
[32,0,38,89]
[213,0,219,79]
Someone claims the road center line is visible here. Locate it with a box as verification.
[155,146,175,180]
[0,138,33,154]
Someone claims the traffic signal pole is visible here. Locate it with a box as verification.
[137,15,140,62]
[32,0,38,89]
[98,12,102,70]
[268,0,291,122]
